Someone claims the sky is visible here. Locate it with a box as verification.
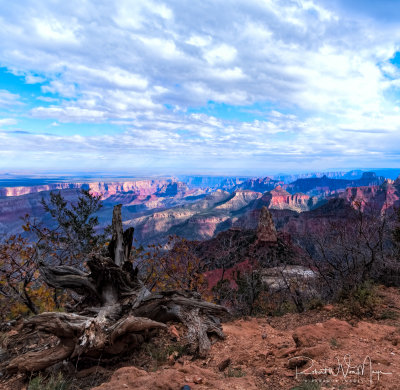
[1,0,400,175]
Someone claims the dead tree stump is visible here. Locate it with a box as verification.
[3,204,227,374]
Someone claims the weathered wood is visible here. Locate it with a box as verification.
[4,310,168,373]
[134,291,228,320]
[7,340,75,373]
[108,204,134,266]
[40,264,99,297]
[23,312,91,338]
[109,316,167,344]
[123,227,134,263]
[3,204,227,375]
[133,291,227,357]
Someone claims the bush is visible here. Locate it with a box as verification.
[330,337,340,348]
[307,298,324,310]
[144,341,188,370]
[340,280,380,317]
[379,309,399,320]
[28,372,69,390]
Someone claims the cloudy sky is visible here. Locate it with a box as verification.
[1,0,400,175]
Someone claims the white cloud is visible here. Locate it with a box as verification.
[31,106,105,122]
[41,80,77,98]
[0,0,400,171]
[0,118,17,126]
[0,90,22,108]
[186,35,212,47]
[36,96,59,102]
[32,16,79,44]
[204,44,237,65]
[25,74,46,84]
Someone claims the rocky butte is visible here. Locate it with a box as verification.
[254,206,277,244]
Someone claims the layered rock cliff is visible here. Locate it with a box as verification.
[0,179,192,198]
[261,186,319,213]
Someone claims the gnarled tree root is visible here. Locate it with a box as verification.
[2,204,228,375]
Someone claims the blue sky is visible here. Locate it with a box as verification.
[1,0,400,175]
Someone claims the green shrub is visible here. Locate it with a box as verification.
[379,309,399,320]
[273,301,298,316]
[307,298,324,310]
[340,281,380,317]
[144,342,187,370]
[28,372,69,390]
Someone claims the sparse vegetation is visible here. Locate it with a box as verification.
[379,309,399,320]
[28,372,70,390]
[225,367,246,378]
[0,189,107,319]
[307,298,324,310]
[290,381,321,390]
[340,280,380,317]
[330,337,339,348]
[140,235,208,295]
[144,341,187,369]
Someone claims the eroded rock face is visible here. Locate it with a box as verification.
[261,186,317,213]
[255,206,277,244]
[338,181,400,212]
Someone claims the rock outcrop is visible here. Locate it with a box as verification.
[338,180,400,212]
[255,206,277,244]
[261,186,318,213]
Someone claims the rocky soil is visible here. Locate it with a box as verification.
[1,287,399,390]
[93,287,400,390]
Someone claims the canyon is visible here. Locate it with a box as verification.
[0,172,397,245]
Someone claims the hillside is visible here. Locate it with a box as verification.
[4,286,398,390]
[93,294,400,390]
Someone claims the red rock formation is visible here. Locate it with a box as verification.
[338,180,400,212]
[255,206,277,244]
[0,183,81,197]
[261,186,316,212]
